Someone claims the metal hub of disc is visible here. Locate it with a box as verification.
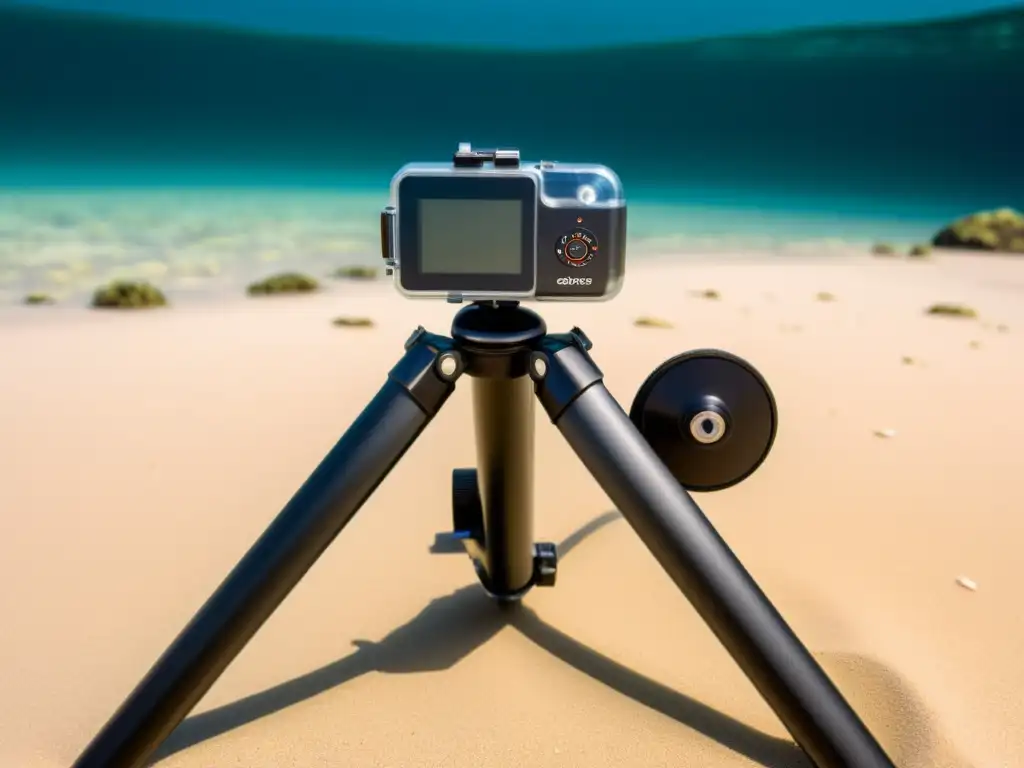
[628,349,778,492]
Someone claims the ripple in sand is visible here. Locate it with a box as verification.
[816,652,974,768]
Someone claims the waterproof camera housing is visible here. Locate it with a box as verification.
[380,144,627,302]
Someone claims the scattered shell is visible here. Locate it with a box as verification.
[955,576,978,592]
[873,428,897,439]
[633,316,674,329]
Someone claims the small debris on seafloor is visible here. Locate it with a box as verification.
[873,428,897,439]
[955,576,978,592]
[968,340,982,349]
[996,323,1009,333]
[925,302,977,319]
[815,291,837,302]
[331,316,375,328]
[693,288,721,300]
[901,356,916,365]
[633,316,674,329]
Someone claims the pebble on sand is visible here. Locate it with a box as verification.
[633,316,674,329]
[331,316,375,328]
[693,289,721,300]
[873,428,897,439]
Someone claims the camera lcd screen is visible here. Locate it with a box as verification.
[397,174,536,294]
[419,199,523,275]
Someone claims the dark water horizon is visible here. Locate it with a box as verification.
[1,4,1022,222]
[9,0,1016,49]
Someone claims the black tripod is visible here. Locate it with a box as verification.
[71,301,896,768]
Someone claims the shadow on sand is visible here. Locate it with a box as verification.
[152,510,808,767]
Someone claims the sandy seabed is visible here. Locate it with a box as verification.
[1,251,1023,768]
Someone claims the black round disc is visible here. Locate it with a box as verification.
[629,350,778,492]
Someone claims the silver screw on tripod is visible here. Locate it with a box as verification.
[689,410,727,444]
[530,353,548,380]
[438,353,459,378]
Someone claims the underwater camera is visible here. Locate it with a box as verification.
[380,143,626,302]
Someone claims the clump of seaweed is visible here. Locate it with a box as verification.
[330,266,378,280]
[871,242,897,256]
[932,208,1024,253]
[908,243,932,258]
[24,292,55,305]
[331,316,375,328]
[90,281,167,309]
[925,303,977,319]
[633,316,674,329]
[247,272,319,296]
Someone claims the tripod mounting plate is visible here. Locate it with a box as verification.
[629,349,778,492]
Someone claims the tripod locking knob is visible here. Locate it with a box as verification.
[533,542,558,588]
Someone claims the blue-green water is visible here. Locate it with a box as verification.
[0,4,1021,303]
[2,5,1022,205]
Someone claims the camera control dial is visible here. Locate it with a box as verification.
[556,228,598,268]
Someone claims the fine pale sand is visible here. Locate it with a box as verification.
[2,253,1022,768]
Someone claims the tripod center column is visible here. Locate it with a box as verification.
[450,301,548,600]
[471,374,536,596]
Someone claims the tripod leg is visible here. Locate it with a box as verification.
[531,333,896,768]
[71,329,461,768]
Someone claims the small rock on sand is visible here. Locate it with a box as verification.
[332,316,375,328]
[955,576,978,592]
[633,316,674,329]
[873,428,897,439]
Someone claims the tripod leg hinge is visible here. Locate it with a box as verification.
[531,334,606,422]
[389,329,462,415]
